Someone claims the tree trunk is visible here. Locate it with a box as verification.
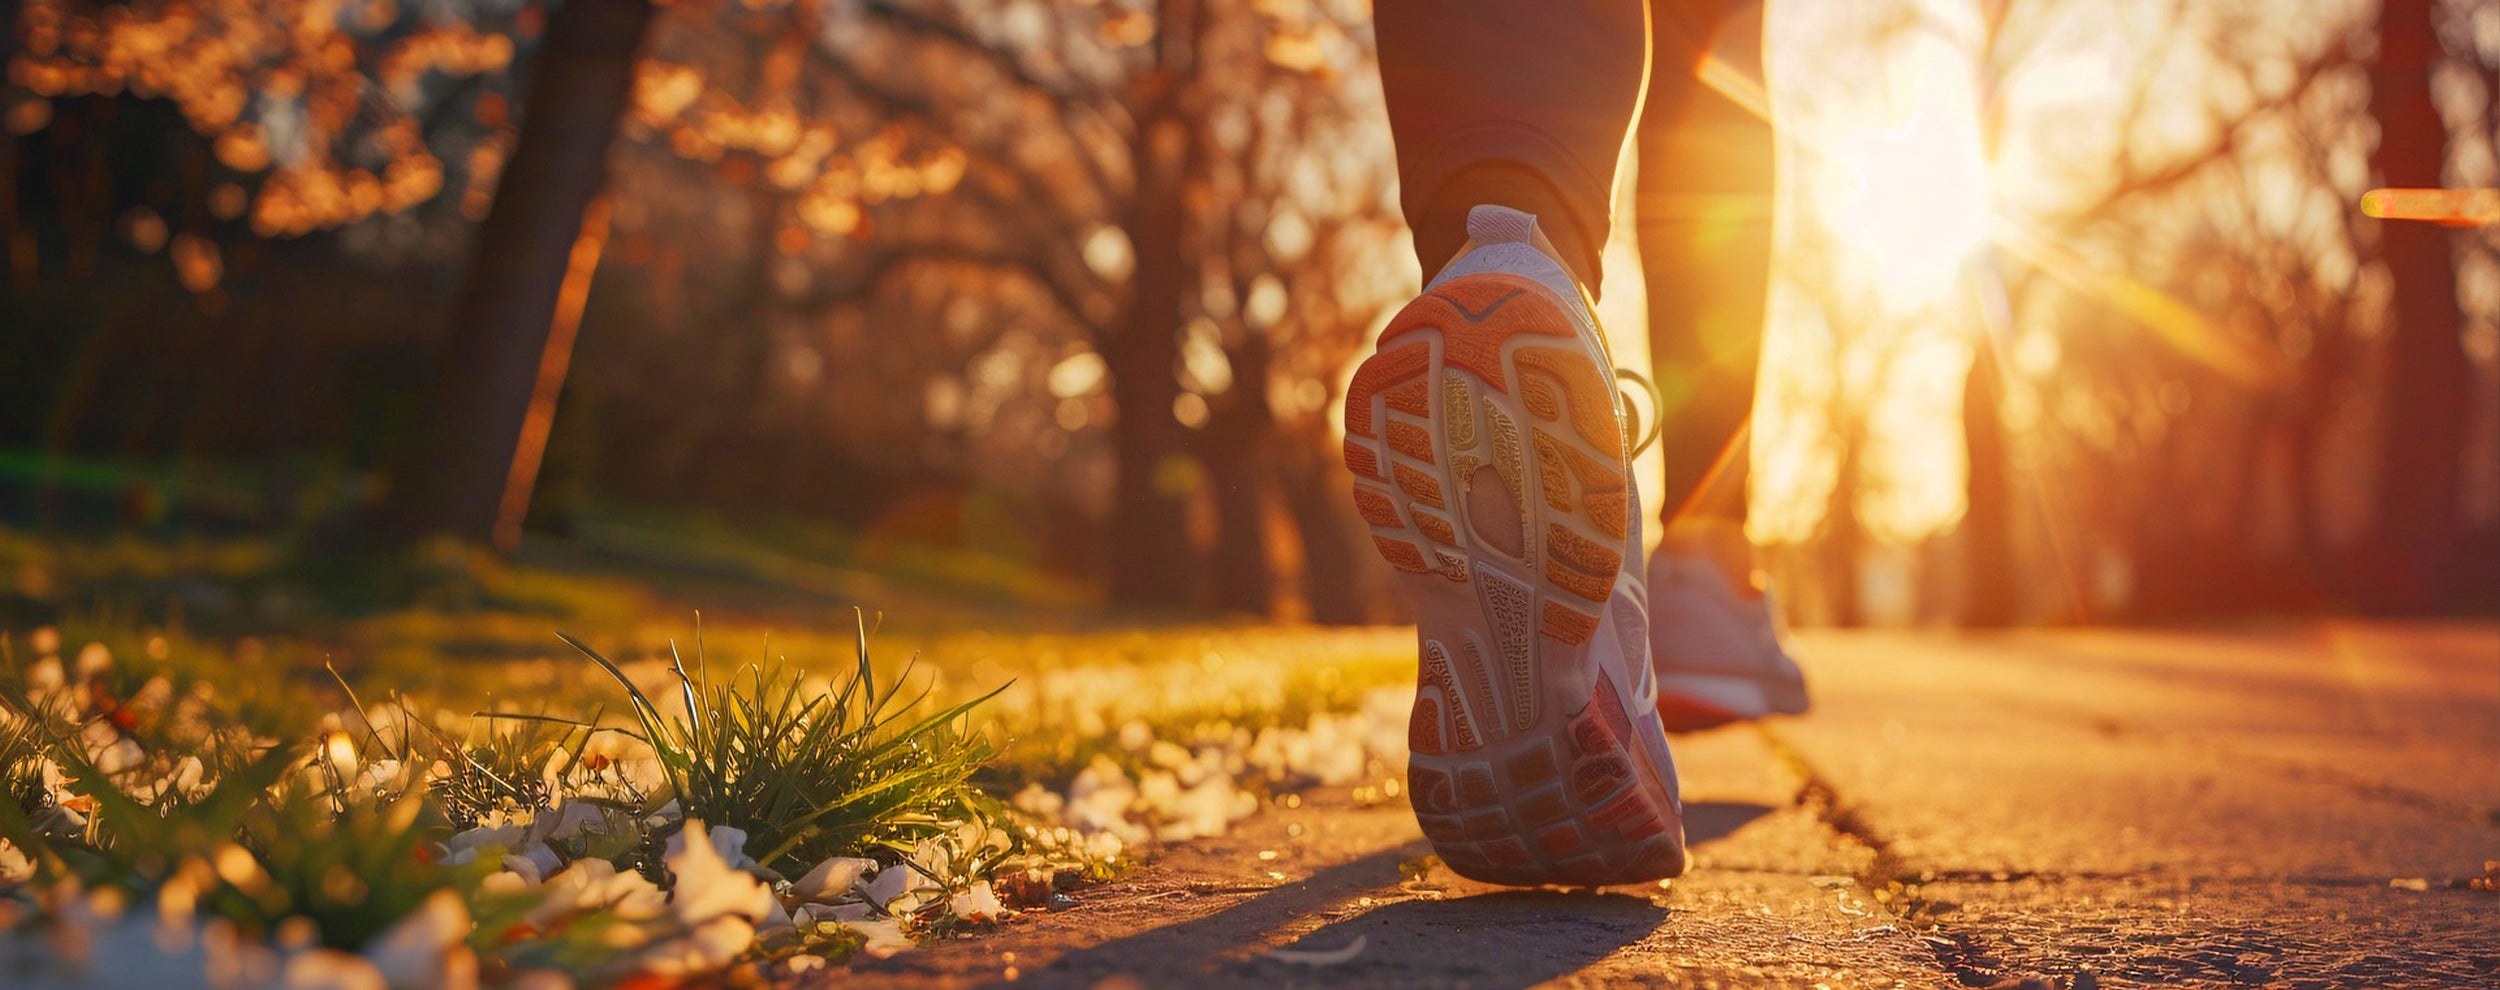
[2288,297,2349,599]
[2126,419,2198,621]
[1102,0,1203,608]
[376,0,653,546]
[1103,124,1196,606]
[1959,338,2019,625]
[1821,429,1866,628]
[2363,0,2470,613]
[1203,336,1277,616]
[1203,442,1274,615]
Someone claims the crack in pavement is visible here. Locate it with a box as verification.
[1753,721,2091,990]
[1747,720,2500,989]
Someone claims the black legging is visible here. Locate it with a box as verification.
[1376,0,1771,527]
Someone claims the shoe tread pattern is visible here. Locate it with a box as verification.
[1344,272,1685,886]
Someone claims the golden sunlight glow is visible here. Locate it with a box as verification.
[1992,217,2276,385]
[1813,43,1992,310]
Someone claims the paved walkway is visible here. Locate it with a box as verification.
[860,624,2500,988]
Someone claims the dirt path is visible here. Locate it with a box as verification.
[838,625,2500,989]
[855,726,1936,989]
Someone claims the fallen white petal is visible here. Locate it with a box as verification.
[839,918,912,959]
[948,881,1007,923]
[500,843,561,886]
[791,856,877,903]
[1266,934,1368,966]
[798,900,874,925]
[665,821,775,925]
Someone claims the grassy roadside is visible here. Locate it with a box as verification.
[0,517,1421,985]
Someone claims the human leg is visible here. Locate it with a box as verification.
[1374,0,1651,291]
[1636,0,1772,540]
[1631,2,1810,730]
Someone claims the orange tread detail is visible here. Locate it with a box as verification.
[1532,433,1574,511]
[1545,556,1615,604]
[1379,275,1577,393]
[1344,439,1381,480]
[1564,455,1629,540]
[1394,463,1445,508]
[1562,441,1627,493]
[1571,755,1630,803]
[1583,492,1629,540]
[1589,789,1649,829]
[1541,601,1599,644]
[1512,347,1622,454]
[1546,524,1622,587]
[1534,428,1630,540]
[1374,536,1430,572]
[1384,377,1431,417]
[1351,487,1402,528]
[1411,509,1458,546]
[1346,342,1431,439]
[1591,675,1635,739]
[1570,702,1619,757]
[1410,697,1445,755]
[1521,374,1562,422]
[1386,422,1437,464]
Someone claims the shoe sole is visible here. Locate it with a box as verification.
[1344,272,1686,886]
[1654,670,1804,732]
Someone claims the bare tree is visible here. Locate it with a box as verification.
[2361,0,2472,612]
[1194,6,1404,618]
[379,0,656,548]
[678,0,1395,611]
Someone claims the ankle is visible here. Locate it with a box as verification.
[1416,164,1603,288]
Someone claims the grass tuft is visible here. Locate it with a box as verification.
[558,609,1009,876]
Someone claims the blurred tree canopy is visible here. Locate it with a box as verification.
[2,0,2493,621]
[1752,0,2497,623]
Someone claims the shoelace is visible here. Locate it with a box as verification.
[1615,367,1665,457]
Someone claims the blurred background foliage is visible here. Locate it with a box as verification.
[0,0,2494,631]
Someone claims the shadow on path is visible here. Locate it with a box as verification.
[1242,888,1670,988]
[970,844,1428,989]
[953,802,1776,988]
[1686,800,1775,846]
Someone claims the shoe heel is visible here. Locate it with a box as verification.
[1344,273,1685,886]
[1406,674,1686,885]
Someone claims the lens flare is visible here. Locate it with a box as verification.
[2361,188,2499,227]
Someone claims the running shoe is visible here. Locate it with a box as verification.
[1648,551,1811,732]
[1344,205,1686,886]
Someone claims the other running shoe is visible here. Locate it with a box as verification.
[1648,551,1811,732]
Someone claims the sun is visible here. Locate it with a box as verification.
[1814,48,1994,310]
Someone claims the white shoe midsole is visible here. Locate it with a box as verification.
[1652,670,1776,717]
